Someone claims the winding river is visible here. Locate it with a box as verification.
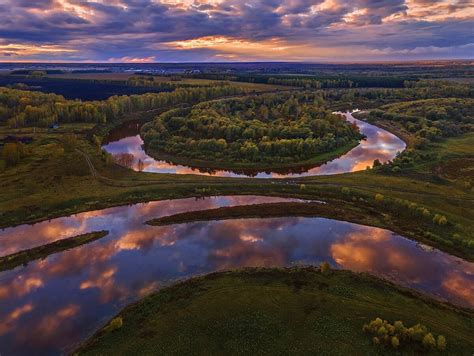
[102,112,406,178]
[0,196,473,355]
[1,115,470,355]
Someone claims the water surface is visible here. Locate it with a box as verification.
[102,112,406,178]
[0,196,472,355]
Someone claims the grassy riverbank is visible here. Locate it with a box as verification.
[0,230,108,272]
[77,267,474,355]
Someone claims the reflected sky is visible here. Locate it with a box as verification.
[0,196,472,355]
[102,112,406,178]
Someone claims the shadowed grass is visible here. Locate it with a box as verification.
[76,267,474,355]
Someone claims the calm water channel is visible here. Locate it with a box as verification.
[0,196,472,355]
[102,112,406,178]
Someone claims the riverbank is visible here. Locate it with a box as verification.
[143,140,360,175]
[0,230,108,272]
[76,267,474,355]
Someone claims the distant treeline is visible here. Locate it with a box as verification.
[185,73,414,88]
[0,85,246,128]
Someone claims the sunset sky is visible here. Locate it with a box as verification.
[0,0,472,62]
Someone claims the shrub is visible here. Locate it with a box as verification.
[364,318,446,351]
[421,208,430,218]
[61,133,78,152]
[437,335,447,350]
[108,317,123,332]
[391,336,399,349]
[375,193,384,202]
[391,166,401,173]
[320,262,331,274]
[341,187,351,195]
[422,333,436,349]
[299,184,306,190]
[433,214,448,225]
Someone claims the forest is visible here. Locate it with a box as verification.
[0,85,246,128]
[142,92,363,165]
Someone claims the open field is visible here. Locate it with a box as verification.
[77,267,474,355]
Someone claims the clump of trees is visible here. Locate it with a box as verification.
[363,318,447,351]
[113,153,135,169]
[369,98,474,149]
[142,92,363,165]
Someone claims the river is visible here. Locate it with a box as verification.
[0,196,472,355]
[102,112,406,178]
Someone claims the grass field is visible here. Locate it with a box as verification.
[77,267,474,355]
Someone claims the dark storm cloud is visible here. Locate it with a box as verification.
[0,0,472,61]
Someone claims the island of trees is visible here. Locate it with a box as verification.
[141,93,363,169]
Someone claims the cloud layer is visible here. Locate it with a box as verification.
[0,0,472,62]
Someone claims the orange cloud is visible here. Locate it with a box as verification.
[0,303,34,335]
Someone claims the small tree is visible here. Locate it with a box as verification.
[108,317,123,332]
[137,159,145,172]
[320,262,331,274]
[437,335,446,350]
[422,333,436,350]
[341,187,351,195]
[421,208,430,218]
[2,143,21,166]
[61,133,78,152]
[391,336,399,349]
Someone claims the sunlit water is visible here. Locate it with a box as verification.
[0,196,472,355]
[102,112,406,178]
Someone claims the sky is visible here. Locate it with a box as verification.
[0,0,472,63]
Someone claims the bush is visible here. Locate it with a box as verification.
[422,333,436,349]
[391,336,399,349]
[108,317,123,332]
[364,318,446,351]
[375,193,384,203]
[437,335,446,350]
[433,214,448,226]
[320,262,331,274]
[421,208,431,218]
[299,184,306,190]
[61,133,78,152]
[341,187,351,195]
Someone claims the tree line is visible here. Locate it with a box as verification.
[0,85,246,128]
